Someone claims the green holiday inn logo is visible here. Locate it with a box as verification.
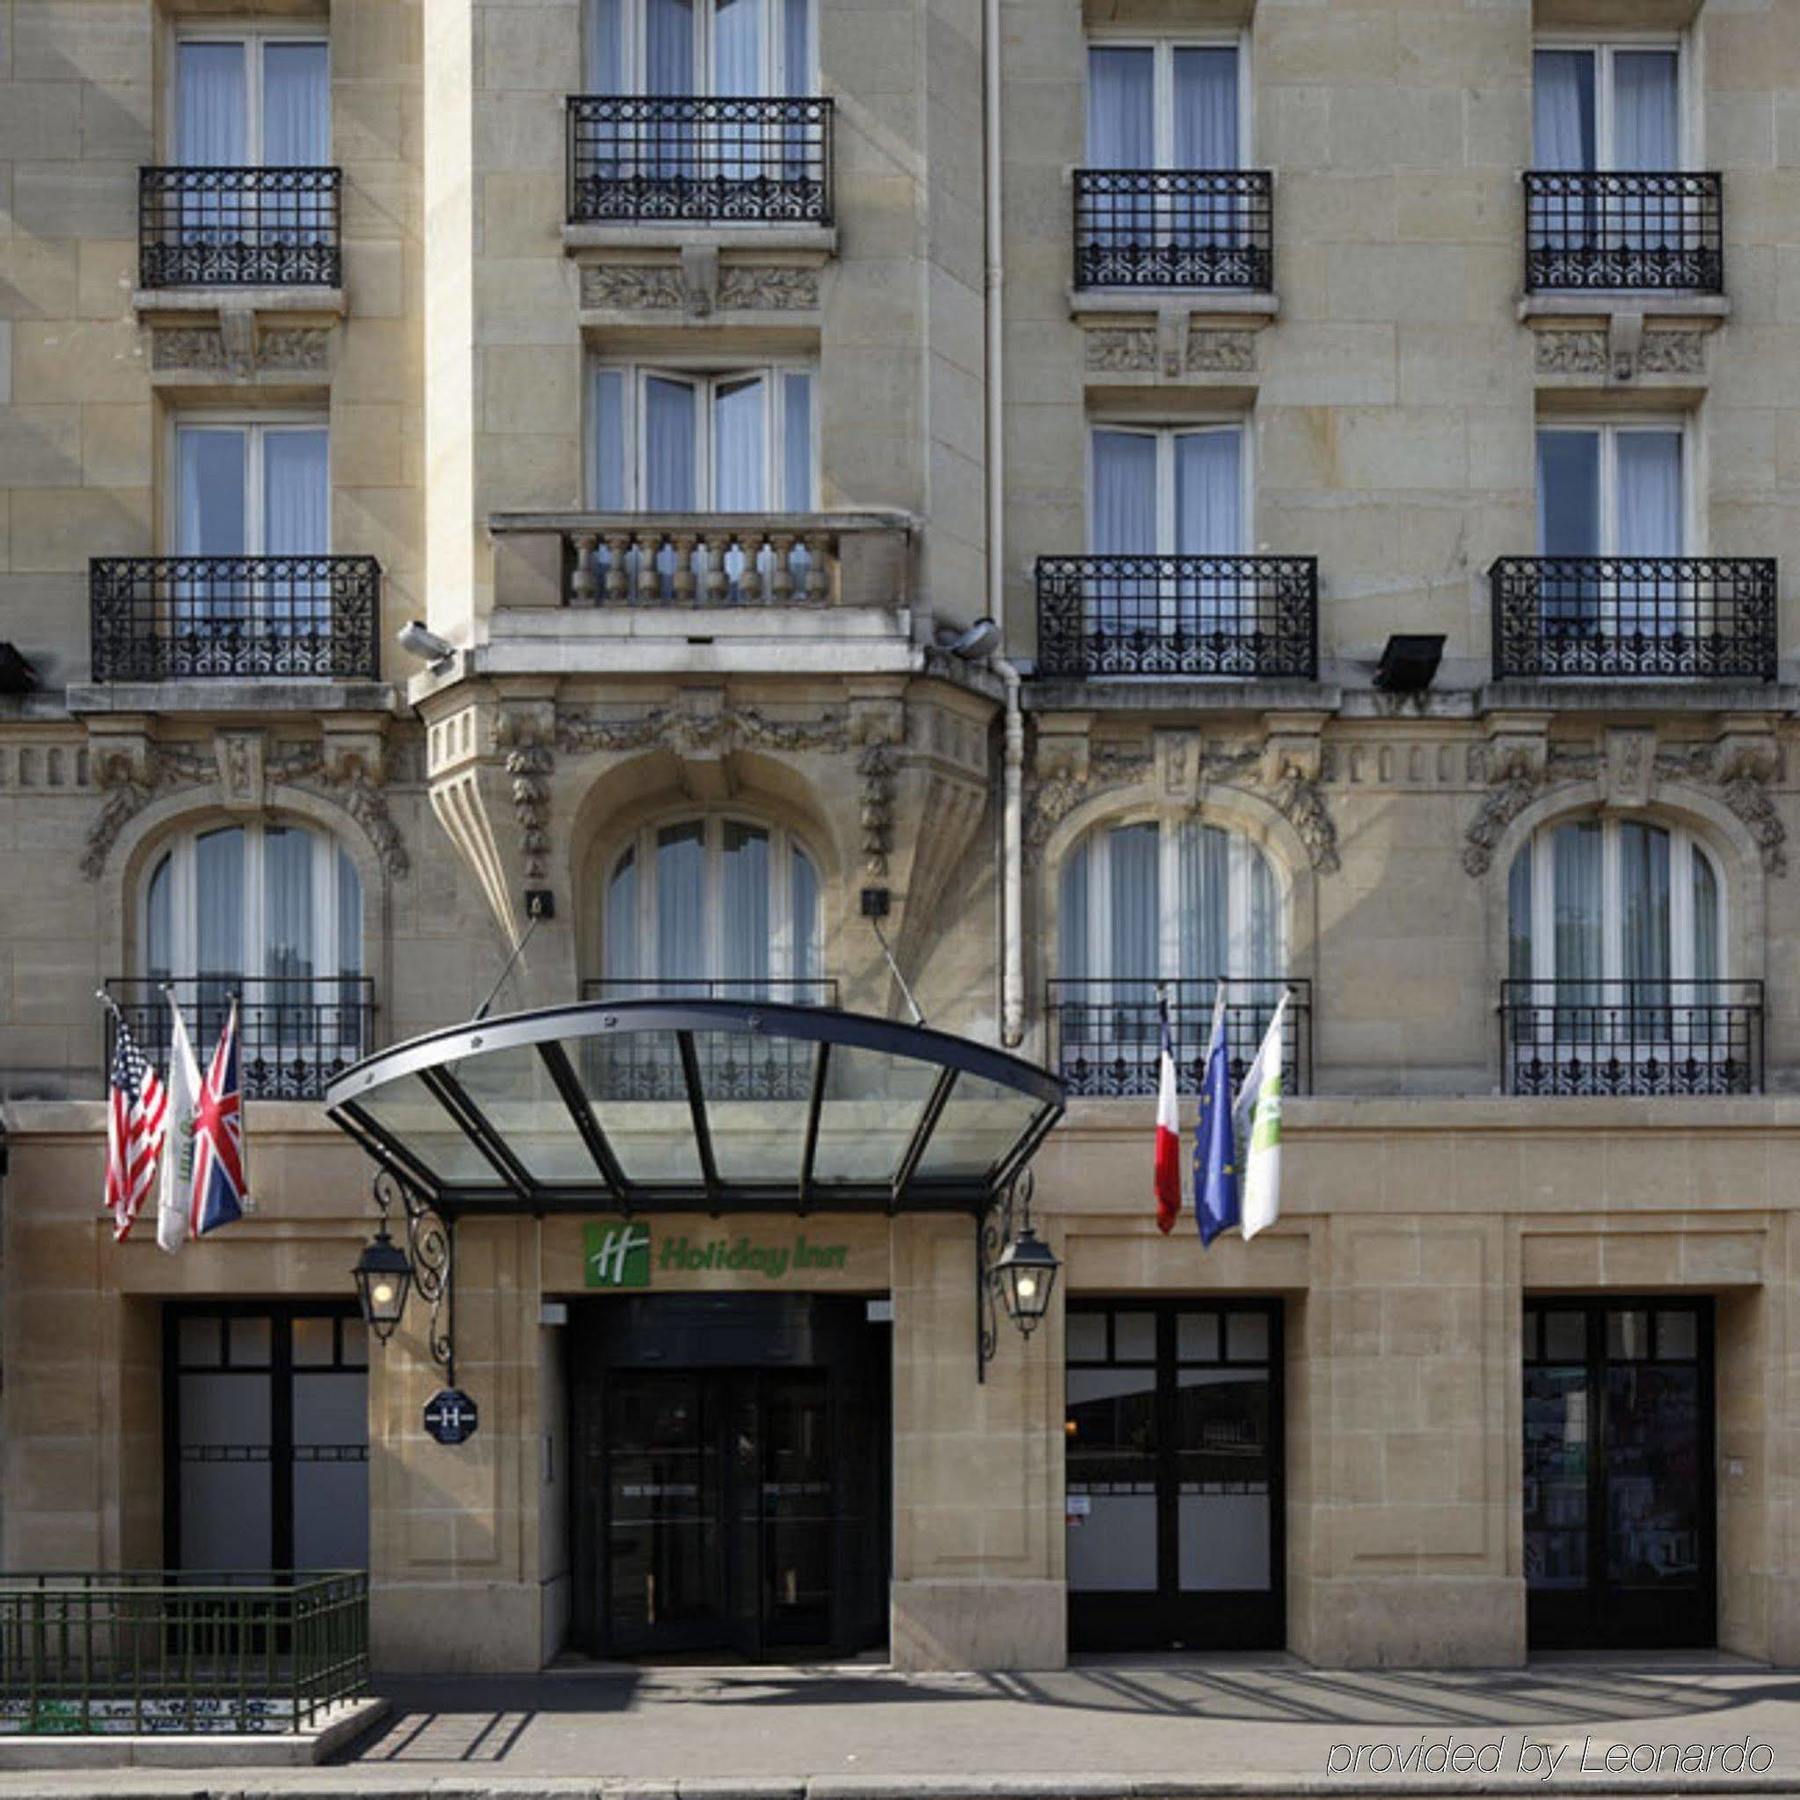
[585,1222,651,1288]
[583,1223,849,1287]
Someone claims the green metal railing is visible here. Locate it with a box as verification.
[0,1571,368,1735]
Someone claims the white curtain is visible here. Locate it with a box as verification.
[1508,840,1534,984]
[1109,823,1160,1021]
[147,856,174,980]
[1176,428,1241,640]
[178,428,248,555]
[645,376,697,508]
[791,846,819,987]
[335,848,363,977]
[1615,430,1682,556]
[179,43,248,164]
[1093,429,1157,643]
[1087,48,1154,165]
[588,0,625,90]
[605,847,639,984]
[1537,429,1602,635]
[263,825,315,983]
[591,368,628,508]
[263,43,329,164]
[655,822,706,985]
[1619,820,1671,991]
[782,0,810,90]
[1173,49,1238,169]
[1060,844,1091,982]
[1692,849,1718,984]
[1613,50,1679,172]
[264,429,329,640]
[195,827,246,982]
[712,376,767,509]
[720,821,770,990]
[782,371,813,505]
[1532,50,1595,171]
[1551,821,1604,998]
[1177,821,1230,981]
[714,0,763,176]
[647,0,696,176]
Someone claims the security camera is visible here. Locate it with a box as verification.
[396,620,456,671]
[937,618,1002,660]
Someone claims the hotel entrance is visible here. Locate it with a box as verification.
[1524,1298,1715,1648]
[568,1294,890,1660]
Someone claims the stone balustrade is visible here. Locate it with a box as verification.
[489,512,914,612]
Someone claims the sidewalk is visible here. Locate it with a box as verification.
[4,1656,1800,1797]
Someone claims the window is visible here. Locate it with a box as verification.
[1538,423,1684,560]
[174,30,330,167]
[1091,425,1243,557]
[175,420,330,558]
[1509,817,1719,992]
[1533,44,1681,174]
[603,816,823,996]
[1060,818,1280,989]
[1087,42,1241,171]
[587,0,815,96]
[590,367,815,511]
[147,822,363,991]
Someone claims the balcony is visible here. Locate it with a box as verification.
[139,167,343,289]
[1073,170,1273,291]
[1490,556,1777,682]
[1523,172,1723,295]
[89,556,382,683]
[1047,978,1311,1099]
[580,978,837,1101]
[567,96,833,226]
[1501,980,1763,1096]
[106,977,375,1101]
[1034,555,1317,680]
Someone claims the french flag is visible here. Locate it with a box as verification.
[1153,994,1181,1234]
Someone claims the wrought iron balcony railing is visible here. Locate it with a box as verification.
[1073,170,1273,290]
[1490,556,1777,681]
[567,96,833,225]
[1524,171,1723,294]
[1035,555,1318,680]
[1501,979,1763,1096]
[106,977,375,1101]
[579,979,838,1102]
[139,167,343,289]
[489,511,913,611]
[1047,978,1311,1099]
[0,1571,368,1735]
[90,556,382,683]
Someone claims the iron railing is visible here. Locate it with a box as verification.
[139,167,343,288]
[580,978,837,1102]
[1073,170,1273,290]
[1501,980,1763,1096]
[1035,555,1318,680]
[1524,171,1723,293]
[567,96,833,225]
[1047,978,1311,1099]
[1490,556,1777,681]
[0,1571,368,1735]
[106,978,375,1101]
[90,557,382,683]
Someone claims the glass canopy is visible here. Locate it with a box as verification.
[325,999,1065,1215]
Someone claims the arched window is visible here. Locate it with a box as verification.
[1054,817,1285,1092]
[1504,817,1747,1095]
[1508,817,1720,991]
[602,815,823,999]
[141,821,365,1095]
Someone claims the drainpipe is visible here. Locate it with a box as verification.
[983,0,1026,1048]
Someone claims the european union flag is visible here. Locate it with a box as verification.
[1194,988,1240,1245]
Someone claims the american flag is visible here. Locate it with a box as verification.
[190,999,248,1238]
[106,1013,169,1242]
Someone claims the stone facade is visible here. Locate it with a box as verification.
[6,0,1800,1675]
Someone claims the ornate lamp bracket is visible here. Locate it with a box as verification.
[976,1168,1034,1384]
[373,1168,457,1383]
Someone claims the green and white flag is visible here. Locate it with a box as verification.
[1234,993,1289,1241]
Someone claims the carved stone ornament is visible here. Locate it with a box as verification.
[1655,740,1788,876]
[1085,327,1158,373]
[1462,744,1602,876]
[1635,329,1707,375]
[858,743,898,878]
[215,730,267,811]
[494,711,554,885]
[267,740,412,880]
[556,704,850,757]
[256,328,332,373]
[150,328,228,372]
[717,265,820,310]
[1024,743,1156,861]
[1534,329,1609,375]
[579,263,686,311]
[80,744,215,881]
[150,324,331,378]
[1535,325,1708,381]
[1185,329,1257,373]
[1265,762,1341,874]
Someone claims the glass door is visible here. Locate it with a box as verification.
[1066,1299,1283,1650]
[1524,1299,1714,1647]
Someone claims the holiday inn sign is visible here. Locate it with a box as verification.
[584,1223,851,1288]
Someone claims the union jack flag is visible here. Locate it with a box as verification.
[106,1013,168,1242]
[190,999,249,1238]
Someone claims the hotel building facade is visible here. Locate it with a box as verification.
[4,0,1800,1674]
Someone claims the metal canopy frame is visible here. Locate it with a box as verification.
[325,998,1065,1223]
